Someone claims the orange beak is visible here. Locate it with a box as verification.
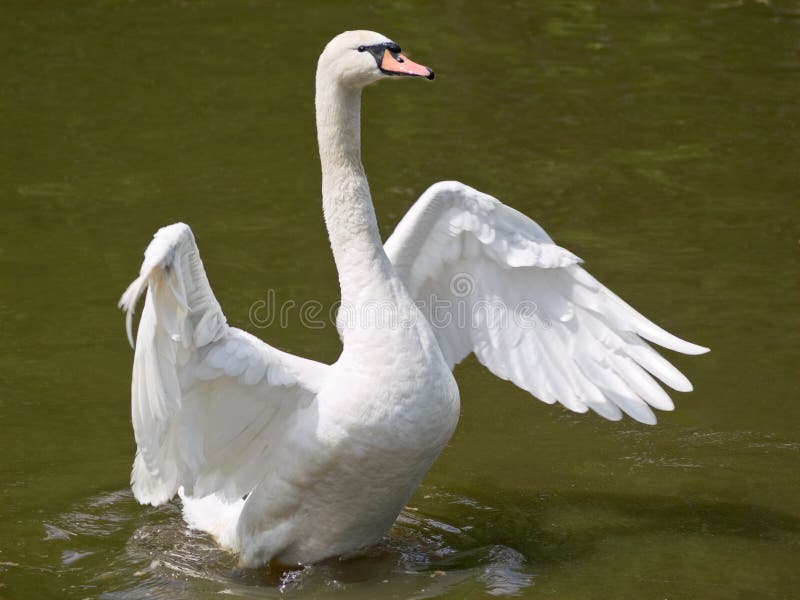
[379,49,434,80]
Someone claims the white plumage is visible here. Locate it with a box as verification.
[385,181,707,424]
[119,31,707,568]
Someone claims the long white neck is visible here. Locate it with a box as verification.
[315,71,396,320]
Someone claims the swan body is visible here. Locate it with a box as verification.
[119,30,708,567]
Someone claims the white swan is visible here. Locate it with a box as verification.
[119,30,708,568]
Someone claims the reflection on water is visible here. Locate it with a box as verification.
[33,471,800,599]
[41,490,533,599]
[24,473,798,600]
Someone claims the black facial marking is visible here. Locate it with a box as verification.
[357,41,402,69]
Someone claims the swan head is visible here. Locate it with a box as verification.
[318,30,434,89]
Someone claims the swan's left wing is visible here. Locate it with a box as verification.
[119,223,328,506]
[385,181,708,424]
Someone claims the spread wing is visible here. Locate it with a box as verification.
[385,181,708,424]
[119,223,328,505]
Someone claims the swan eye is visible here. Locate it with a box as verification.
[357,45,366,52]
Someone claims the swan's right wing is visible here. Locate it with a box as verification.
[119,223,328,506]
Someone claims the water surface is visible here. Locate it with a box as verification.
[1,1,798,598]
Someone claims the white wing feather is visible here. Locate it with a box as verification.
[119,223,328,505]
[385,181,708,424]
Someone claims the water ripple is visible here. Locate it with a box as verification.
[42,489,534,599]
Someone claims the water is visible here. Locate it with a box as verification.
[1,1,798,598]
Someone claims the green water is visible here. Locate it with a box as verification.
[1,1,798,598]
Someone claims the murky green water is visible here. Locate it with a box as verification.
[1,1,798,598]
